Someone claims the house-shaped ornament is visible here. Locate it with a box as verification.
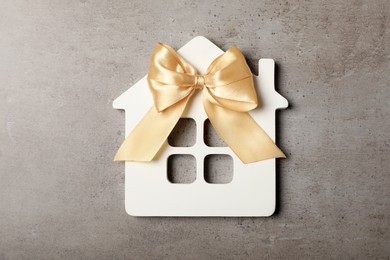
[113,36,288,217]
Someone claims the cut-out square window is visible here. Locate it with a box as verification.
[204,119,226,147]
[168,118,196,147]
[204,154,233,184]
[167,154,196,184]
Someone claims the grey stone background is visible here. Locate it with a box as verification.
[0,0,389,259]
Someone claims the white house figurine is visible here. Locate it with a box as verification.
[113,36,288,217]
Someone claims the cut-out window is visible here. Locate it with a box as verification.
[168,118,196,147]
[204,154,233,184]
[204,119,226,147]
[167,154,196,184]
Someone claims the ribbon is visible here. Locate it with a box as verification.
[114,43,285,163]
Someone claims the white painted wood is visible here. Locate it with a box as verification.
[113,36,288,216]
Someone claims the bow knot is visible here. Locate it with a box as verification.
[114,42,286,164]
[194,75,205,90]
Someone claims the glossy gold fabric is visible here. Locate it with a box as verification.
[114,43,285,163]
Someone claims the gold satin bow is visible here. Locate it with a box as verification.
[114,43,285,163]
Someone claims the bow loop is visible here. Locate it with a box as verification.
[202,46,259,112]
[147,43,198,112]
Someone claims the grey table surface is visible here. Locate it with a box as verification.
[1,0,389,259]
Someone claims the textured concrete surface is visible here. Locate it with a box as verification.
[0,0,389,259]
